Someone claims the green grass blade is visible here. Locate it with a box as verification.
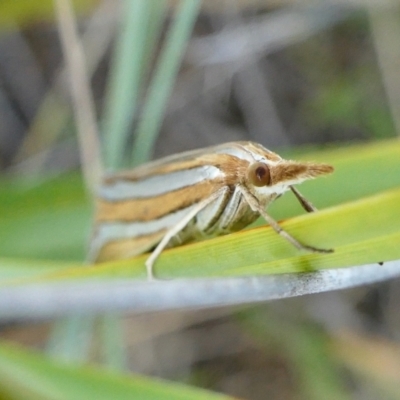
[5,187,399,284]
[102,0,152,169]
[131,0,201,165]
[0,341,235,400]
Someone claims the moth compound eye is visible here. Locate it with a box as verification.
[248,162,271,187]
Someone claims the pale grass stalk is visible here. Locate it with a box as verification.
[1,260,399,322]
[14,0,117,175]
[54,0,103,192]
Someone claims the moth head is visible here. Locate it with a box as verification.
[246,160,333,192]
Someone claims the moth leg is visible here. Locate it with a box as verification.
[290,185,317,213]
[145,188,227,281]
[239,187,333,254]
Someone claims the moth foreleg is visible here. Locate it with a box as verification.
[289,185,317,213]
[239,186,333,254]
[145,188,227,281]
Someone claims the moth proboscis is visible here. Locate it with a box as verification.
[89,141,334,280]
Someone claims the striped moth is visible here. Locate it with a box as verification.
[89,141,334,279]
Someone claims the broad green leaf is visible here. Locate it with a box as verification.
[0,341,234,400]
[4,187,400,285]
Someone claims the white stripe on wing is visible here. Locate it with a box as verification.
[90,204,198,256]
[99,165,223,200]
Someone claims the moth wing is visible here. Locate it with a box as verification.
[103,142,252,182]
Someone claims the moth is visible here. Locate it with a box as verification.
[88,141,334,280]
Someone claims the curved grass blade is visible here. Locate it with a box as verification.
[9,187,398,283]
[1,261,399,321]
[0,341,235,400]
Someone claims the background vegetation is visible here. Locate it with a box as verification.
[0,1,400,399]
